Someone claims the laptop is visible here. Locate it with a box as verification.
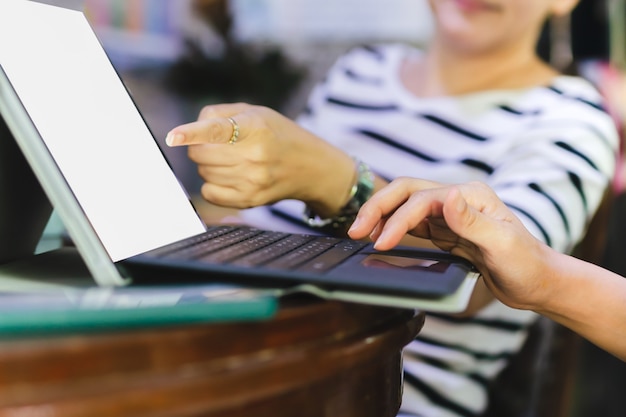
[0,0,479,312]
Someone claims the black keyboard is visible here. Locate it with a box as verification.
[151,225,368,273]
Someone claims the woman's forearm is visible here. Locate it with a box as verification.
[538,250,626,361]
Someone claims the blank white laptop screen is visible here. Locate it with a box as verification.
[0,0,206,262]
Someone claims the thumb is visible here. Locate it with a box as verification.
[442,187,498,249]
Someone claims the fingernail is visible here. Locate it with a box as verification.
[455,192,466,213]
[166,132,183,146]
[349,217,360,231]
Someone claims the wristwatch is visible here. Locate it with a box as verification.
[304,158,375,229]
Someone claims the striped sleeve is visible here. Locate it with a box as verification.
[488,84,618,253]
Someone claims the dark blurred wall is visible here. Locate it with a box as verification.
[571,0,611,61]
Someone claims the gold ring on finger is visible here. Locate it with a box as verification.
[227,117,239,145]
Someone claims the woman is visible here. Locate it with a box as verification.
[166,0,618,415]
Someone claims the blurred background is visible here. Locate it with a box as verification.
[82,0,437,192]
[30,1,626,415]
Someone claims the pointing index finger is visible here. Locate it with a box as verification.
[165,117,237,147]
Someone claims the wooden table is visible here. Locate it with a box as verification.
[0,297,423,417]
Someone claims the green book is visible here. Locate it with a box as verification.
[0,285,277,334]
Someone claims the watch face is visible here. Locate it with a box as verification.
[349,159,375,208]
